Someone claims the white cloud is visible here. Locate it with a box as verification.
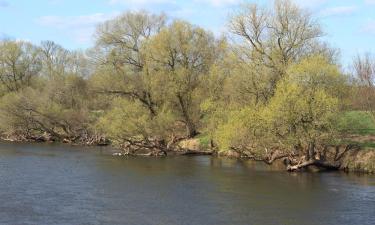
[109,0,173,5]
[48,0,64,5]
[37,13,118,43]
[109,0,240,7]
[195,0,241,7]
[293,0,328,9]
[0,0,9,7]
[38,13,111,29]
[196,0,329,9]
[169,8,195,18]
[0,32,9,39]
[365,0,375,5]
[362,20,375,35]
[320,6,358,17]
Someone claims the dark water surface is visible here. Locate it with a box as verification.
[0,142,374,225]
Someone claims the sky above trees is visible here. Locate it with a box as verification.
[0,0,374,66]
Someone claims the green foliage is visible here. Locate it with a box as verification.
[0,5,369,158]
[144,20,218,137]
[266,79,339,148]
[197,135,211,149]
[211,55,342,157]
[286,55,348,100]
[214,107,264,152]
[97,98,176,144]
[0,83,93,140]
[0,40,96,141]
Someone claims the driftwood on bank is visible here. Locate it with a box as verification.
[113,148,214,157]
[1,131,110,146]
[230,144,361,172]
[113,136,215,157]
[3,131,365,172]
[286,144,360,172]
[286,159,341,171]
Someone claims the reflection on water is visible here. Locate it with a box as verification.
[0,142,374,225]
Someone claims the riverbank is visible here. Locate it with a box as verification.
[2,134,375,173]
[0,132,109,146]
[340,149,375,173]
[179,137,375,174]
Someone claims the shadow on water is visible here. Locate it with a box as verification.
[0,142,374,225]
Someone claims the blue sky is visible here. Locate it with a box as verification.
[0,0,374,66]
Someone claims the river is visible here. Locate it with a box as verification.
[0,142,374,225]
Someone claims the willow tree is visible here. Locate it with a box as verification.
[90,11,174,153]
[214,55,351,171]
[92,11,166,116]
[92,13,222,153]
[145,21,218,138]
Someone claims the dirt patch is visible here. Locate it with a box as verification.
[179,139,201,151]
[344,134,375,143]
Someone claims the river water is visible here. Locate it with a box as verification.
[0,142,374,225]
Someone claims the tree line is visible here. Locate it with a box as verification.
[0,0,373,170]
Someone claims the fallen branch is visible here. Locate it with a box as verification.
[287,160,340,171]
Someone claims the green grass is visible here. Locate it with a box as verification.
[336,111,375,135]
[197,134,211,149]
[358,142,375,149]
[344,140,375,149]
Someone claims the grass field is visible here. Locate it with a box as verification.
[337,111,375,135]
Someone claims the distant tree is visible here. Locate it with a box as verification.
[352,53,375,118]
[0,41,99,144]
[0,41,41,93]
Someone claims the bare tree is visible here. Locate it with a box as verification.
[353,53,375,117]
[229,0,323,100]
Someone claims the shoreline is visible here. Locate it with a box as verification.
[1,137,374,174]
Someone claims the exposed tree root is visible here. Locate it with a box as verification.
[1,131,110,146]
[231,144,361,172]
[116,136,215,157]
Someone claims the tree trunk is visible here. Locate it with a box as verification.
[186,121,198,138]
[177,94,198,138]
[306,142,315,161]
